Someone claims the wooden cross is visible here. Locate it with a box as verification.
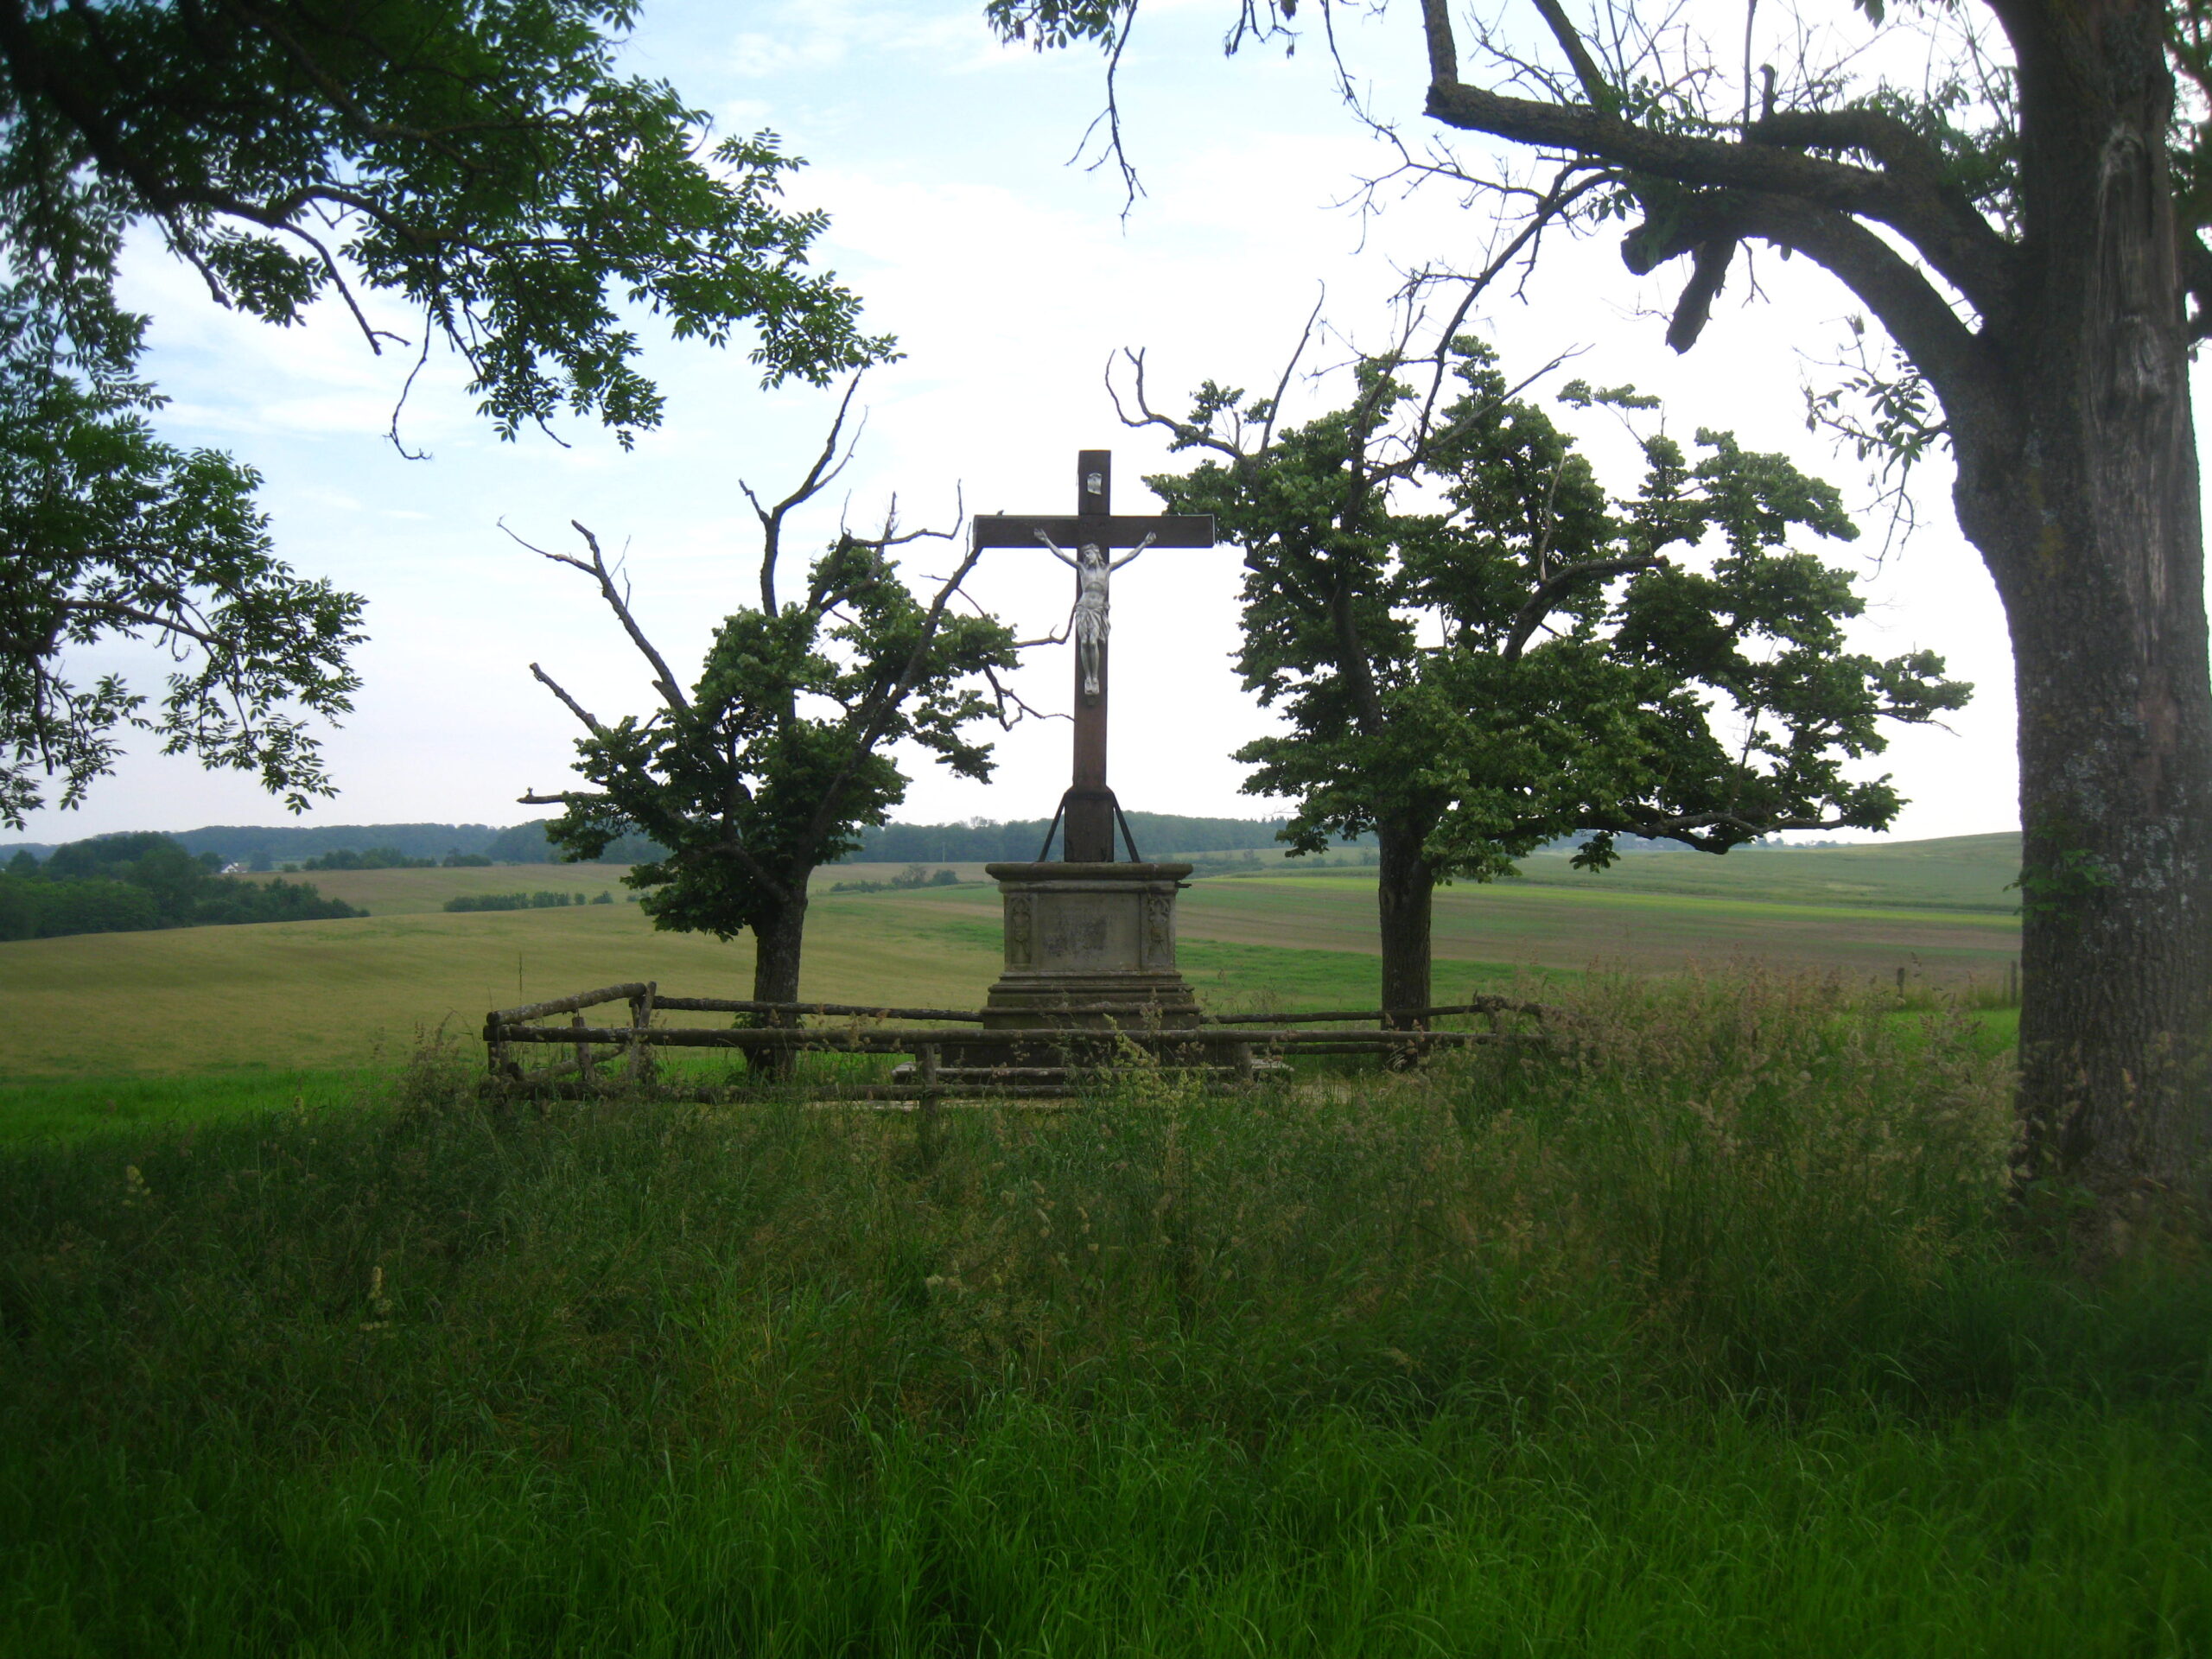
[972,449,1216,862]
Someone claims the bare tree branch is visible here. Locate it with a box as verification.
[503,519,691,713]
[1529,0,1618,110]
[742,372,867,616]
[1632,191,1981,404]
[526,662,607,734]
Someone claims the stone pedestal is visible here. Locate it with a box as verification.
[890,859,1274,1088]
[980,861,1199,1030]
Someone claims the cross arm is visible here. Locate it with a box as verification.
[972,513,1216,549]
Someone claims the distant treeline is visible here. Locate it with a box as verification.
[0,813,1325,870]
[842,813,1340,863]
[300,848,494,871]
[0,834,362,941]
[0,821,663,869]
[828,866,963,894]
[0,817,1826,880]
[443,891,619,912]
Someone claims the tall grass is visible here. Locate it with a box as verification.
[3,969,2205,1654]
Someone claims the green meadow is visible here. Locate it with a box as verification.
[0,838,2018,1078]
[10,835,2195,1657]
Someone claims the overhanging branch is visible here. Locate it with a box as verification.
[1620,189,1985,409]
[1418,35,2013,323]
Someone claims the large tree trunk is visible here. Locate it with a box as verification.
[750,886,810,1005]
[747,879,811,1078]
[1376,822,1437,1028]
[1956,398,2212,1202]
[1948,14,2212,1204]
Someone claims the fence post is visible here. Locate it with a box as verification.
[483,1014,511,1084]
[917,1041,943,1167]
[626,982,658,1087]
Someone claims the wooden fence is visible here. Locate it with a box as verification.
[482,983,1554,1103]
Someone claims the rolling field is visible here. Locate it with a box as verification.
[888,855,2020,985]
[0,899,999,1075]
[252,861,637,915]
[0,839,2022,1076]
[268,861,1003,915]
[1503,830,2023,911]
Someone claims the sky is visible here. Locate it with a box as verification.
[9,0,2129,849]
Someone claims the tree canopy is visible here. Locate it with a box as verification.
[1141,335,1966,1013]
[521,391,1020,1009]
[2,0,893,826]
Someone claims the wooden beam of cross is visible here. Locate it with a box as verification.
[972,450,1217,863]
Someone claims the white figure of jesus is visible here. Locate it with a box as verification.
[1037,530,1154,702]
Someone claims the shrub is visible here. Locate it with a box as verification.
[301,847,435,871]
[443,891,590,913]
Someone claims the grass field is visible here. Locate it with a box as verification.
[8,844,2196,1656]
[1,840,2022,1077]
[3,971,2202,1655]
[260,861,637,915]
[1145,830,2024,911]
[884,865,2019,988]
[1503,830,2024,911]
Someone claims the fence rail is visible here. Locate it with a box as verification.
[486,991,1560,1031]
[482,985,1547,1104]
[494,1024,1502,1052]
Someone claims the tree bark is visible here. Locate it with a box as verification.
[1955,391,2212,1198]
[1376,821,1437,1028]
[1945,3,2212,1203]
[747,877,812,1077]
[751,886,810,1005]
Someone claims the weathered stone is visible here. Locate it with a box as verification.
[980,861,1200,1030]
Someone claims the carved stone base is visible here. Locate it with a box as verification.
[980,861,1199,1030]
[898,861,1212,1082]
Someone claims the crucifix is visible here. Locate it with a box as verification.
[973,450,1216,862]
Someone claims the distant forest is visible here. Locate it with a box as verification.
[0,834,361,941]
[0,816,1745,874]
[0,814,1332,869]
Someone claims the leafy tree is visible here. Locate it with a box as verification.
[986,0,2212,1212]
[2,0,893,824]
[1137,338,1966,1020]
[0,314,363,823]
[519,387,1021,1016]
